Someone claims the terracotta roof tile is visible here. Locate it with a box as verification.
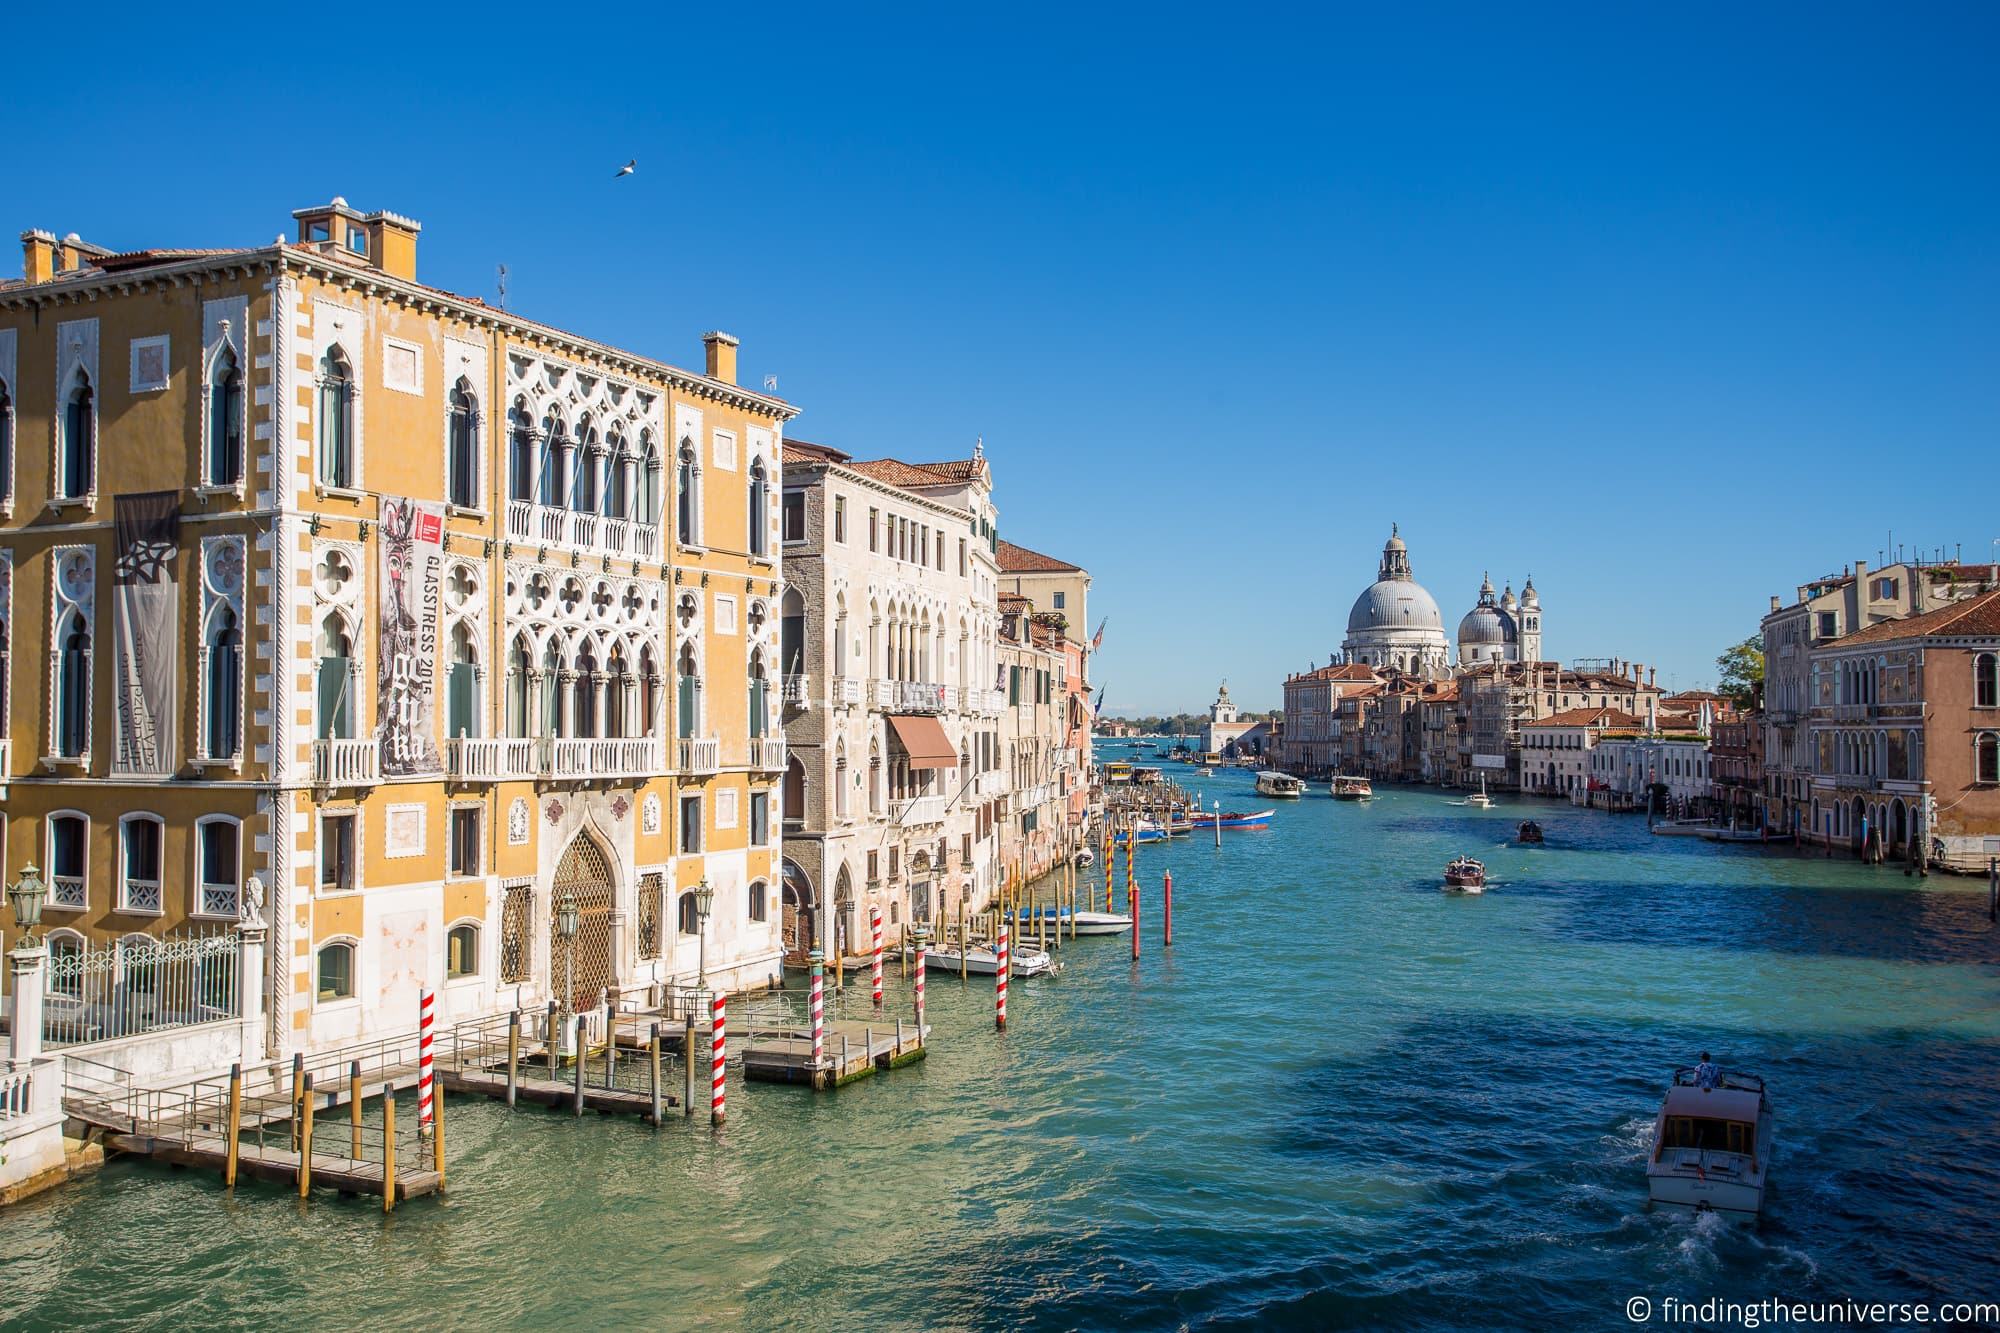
[995,539,1081,573]
[1833,586,2000,646]
[846,458,952,488]
[1523,707,1648,729]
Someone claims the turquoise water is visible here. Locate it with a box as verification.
[6,768,1999,1330]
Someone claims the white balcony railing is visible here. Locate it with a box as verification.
[678,736,721,774]
[872,679,896,709]
[49,874,86,910]
[447,736,539,781]
[896,681,947,713]
[505,499,665,564]
[974,770,1008,800]
[781,675,811,709]
[833,678,862,707]
[548,737,662,779]
[891,794,947,827]
[749,737,788,771]
[312,737,381,786]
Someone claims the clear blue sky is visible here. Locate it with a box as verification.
[9,5,1996,713]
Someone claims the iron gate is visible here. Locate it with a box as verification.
[550,836,615,1013]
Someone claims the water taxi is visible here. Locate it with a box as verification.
[1646,1068,1774,1220]
[921,942,1057,977]
[1443,856,1486,891]
[1104,761,1134,785]
[1187,808,1275,830]
[1331,775,1374,800]
[1022,907,1134,936]
[1517,820,1544,844]
[1255,772,1305,798]
[1462,774,1494,809]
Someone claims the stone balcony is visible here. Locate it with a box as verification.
[748,737,788,772]
[890,794,947,827]
[974,769,1008,800]
[894,681,948,714]
[832,677,863,707]
[505,500,663,563]
[678,736,721,775]
[312,737,380,787]
[780,675,811,710]
[547,737,662,780]
[447,737,539,781]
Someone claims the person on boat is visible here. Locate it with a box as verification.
[1693,1052,1720,1090]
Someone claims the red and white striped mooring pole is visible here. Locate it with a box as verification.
[809,951,826,1071]
[914,935,927,1033]
[417,988,436,1136]
[870,904,884,1008]
[710,992,728,1126]
[995,922,1009,1031]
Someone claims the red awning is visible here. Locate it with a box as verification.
[886,714,958,770]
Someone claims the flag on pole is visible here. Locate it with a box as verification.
[1089,618,1107,653]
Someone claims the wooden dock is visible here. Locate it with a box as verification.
[102,1132,442,1203]
[742,1019,927,1089]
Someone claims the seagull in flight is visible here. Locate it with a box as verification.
[614,159,636,178]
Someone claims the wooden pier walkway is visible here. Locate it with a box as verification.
[741,1019,927,1089]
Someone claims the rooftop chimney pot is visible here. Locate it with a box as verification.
[703,331,739,385]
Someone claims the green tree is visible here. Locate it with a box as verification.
[1716,635,1765,707]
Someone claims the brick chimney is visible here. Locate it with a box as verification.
[21,229,56,283]
[290,197,420,280]
[703,331,739,385]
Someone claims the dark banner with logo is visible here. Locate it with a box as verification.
[376,495,446,777]
[112,491,180,774]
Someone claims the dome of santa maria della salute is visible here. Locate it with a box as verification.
[1338,525,1452,679]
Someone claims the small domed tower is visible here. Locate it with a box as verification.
[1519,575,1543,663]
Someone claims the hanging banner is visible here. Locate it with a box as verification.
[376,495,446,777]
[112,491,180,774]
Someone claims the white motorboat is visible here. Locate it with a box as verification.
[1461,774,1494,809]
[1331,775,1374,800]
[1650,819,1711,838]
[921,942,1056,977]
[1256,771,1305,798]
[1646,1068,1774,1220]
[1023,908,1133,936]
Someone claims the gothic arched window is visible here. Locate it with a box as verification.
[205,606,242,759]
[316,349,354,488]
[447,377,479,509]
[61,372,95,499]
[208,346,244,487]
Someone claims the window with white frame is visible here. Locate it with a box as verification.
[447,922,480,979]
[679,794,702,853]
[320,810,358,892]
[204,603,243,761]
[59,370,95,500]
[54,609,90,759]
[1977,653,1998,710]
[317,346,356,488]
[317,940,357,1001]
[195,816,241,916]
[448,804,483,879]
[447,377,480,509]
[749,460,770,555]
[676,437,702,545]
[206,344,244,487]
[119,814,164,913]
[46,812,88,910]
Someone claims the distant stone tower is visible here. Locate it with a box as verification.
[1519,575,1543,662]
[1210,681,1237,727]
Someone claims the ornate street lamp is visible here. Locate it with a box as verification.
[8,862,47,949]
[693,878,715,986]
[556,887,579,1014]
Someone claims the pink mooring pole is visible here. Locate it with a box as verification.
[914,938,927,1032]
[1163,870,1173,947]
[809,956,826,1071]
[995,923,1009,1031]
[1131,879,1141,961]
[710,993,727,1126]
[870,904,884,1008]
[417,988,436,1134]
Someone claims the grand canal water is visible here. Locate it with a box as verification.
[6,767,1999,1331]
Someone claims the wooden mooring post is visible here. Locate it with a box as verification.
[572,1015,587,1116]
[506,1011,520,1107]
[683,1014,697,1117]
[297,1074,314,1199]
[349,1061,363,1158]
[224,1064,242,1189]
[381,1085,397,1214]
[289,1052,304,1152]
[432,1071,445,1192]
[547,1002,559,1079]
[649,1023,664,1126]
